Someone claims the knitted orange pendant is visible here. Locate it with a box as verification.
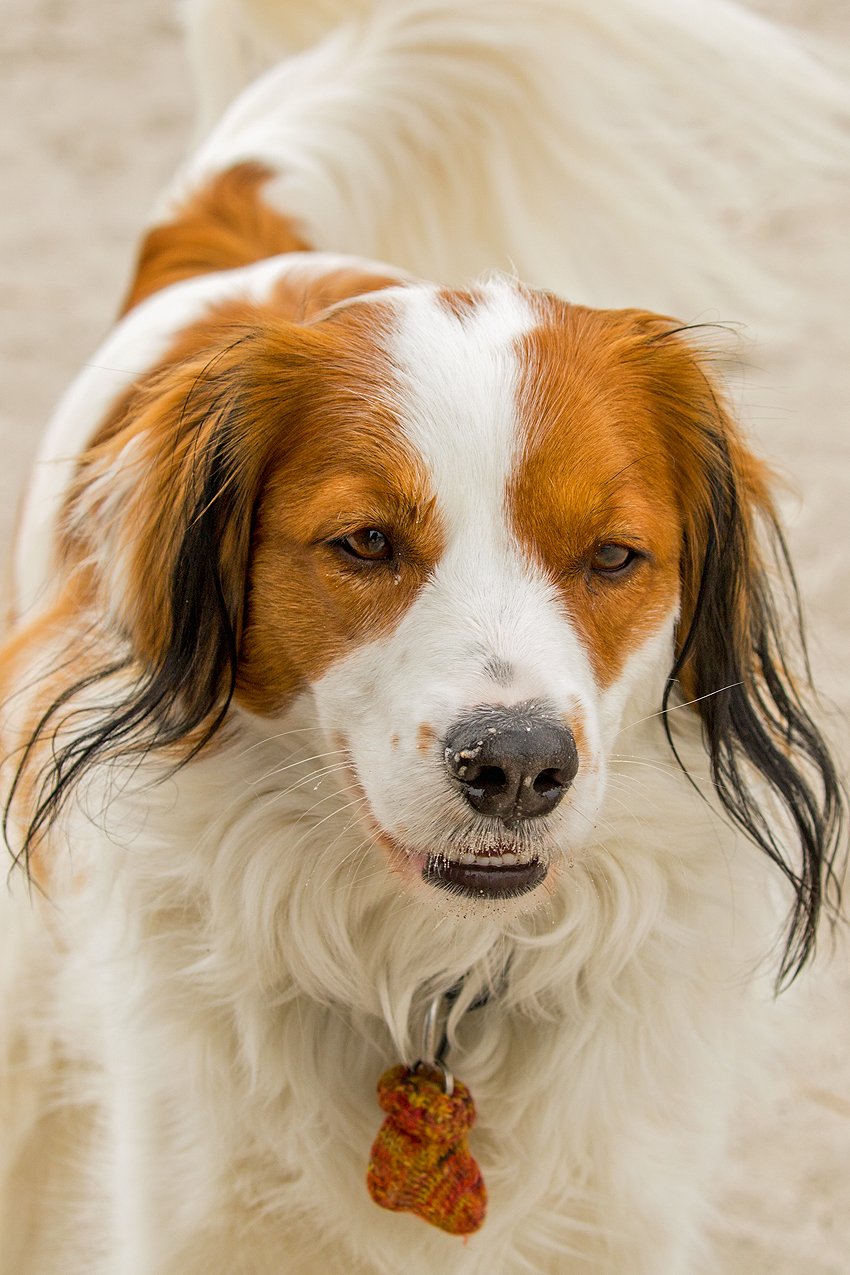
[366,1063,487,1235]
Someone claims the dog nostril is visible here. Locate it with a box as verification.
[470,765,507,795]
[444,703,579,822]
[532,768,562,796]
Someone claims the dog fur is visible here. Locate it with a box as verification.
[1,2,847,1273]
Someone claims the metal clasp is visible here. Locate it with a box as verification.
[414,991,454,1096]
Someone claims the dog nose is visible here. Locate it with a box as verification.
[444,703,579,821]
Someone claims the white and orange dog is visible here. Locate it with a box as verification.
[1,2,847,1272]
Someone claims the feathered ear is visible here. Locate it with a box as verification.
[643,326,844,985]
[8,276,401,865]
[64,303,285,752]
[6,305,297,868]
[74,257,405,712]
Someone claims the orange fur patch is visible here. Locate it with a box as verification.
[434,288,485,323]
[238,303,445,714]
[512,295,774,692]
[269,264,408,324]
[0,571,98,887]
[511,301,683,688]
[563,707,592,774]
[120,162,310,315]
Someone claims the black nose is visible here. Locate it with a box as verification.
[444,702,579,822]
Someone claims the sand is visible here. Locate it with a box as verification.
[1,2,849,1270]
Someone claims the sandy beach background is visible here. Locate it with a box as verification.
[1,1,850,1270]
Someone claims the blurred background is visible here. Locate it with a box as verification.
[1,2,849,1270]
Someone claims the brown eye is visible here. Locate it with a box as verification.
[337,528,394,562]
[590,543,635,573]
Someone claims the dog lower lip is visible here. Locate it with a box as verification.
[423,855,547,897]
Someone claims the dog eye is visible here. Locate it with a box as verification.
[590,543,635,573]
[337,528,394,562]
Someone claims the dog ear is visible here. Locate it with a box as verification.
[11,281,398,863]
[644,325,844,985]
[80,255,408,717]
[11,306,296,863]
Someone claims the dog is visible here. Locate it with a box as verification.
[1,1,847,1272]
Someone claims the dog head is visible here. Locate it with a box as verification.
[17,263,842,982]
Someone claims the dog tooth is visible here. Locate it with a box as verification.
[501,852,518,865]
[459,852,476,864]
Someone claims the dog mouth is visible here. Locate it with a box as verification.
[348,771,551,900]
[422,852,547,897]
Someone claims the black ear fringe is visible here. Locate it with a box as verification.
[662,441,845,990]
[4,414,247,878]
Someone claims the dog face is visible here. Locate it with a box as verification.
[15,262,837,972]
[252,281,687,912]
[54,276,728,910]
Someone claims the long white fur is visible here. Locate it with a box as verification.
[175,0,850,317]
[0,2,830,1274]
